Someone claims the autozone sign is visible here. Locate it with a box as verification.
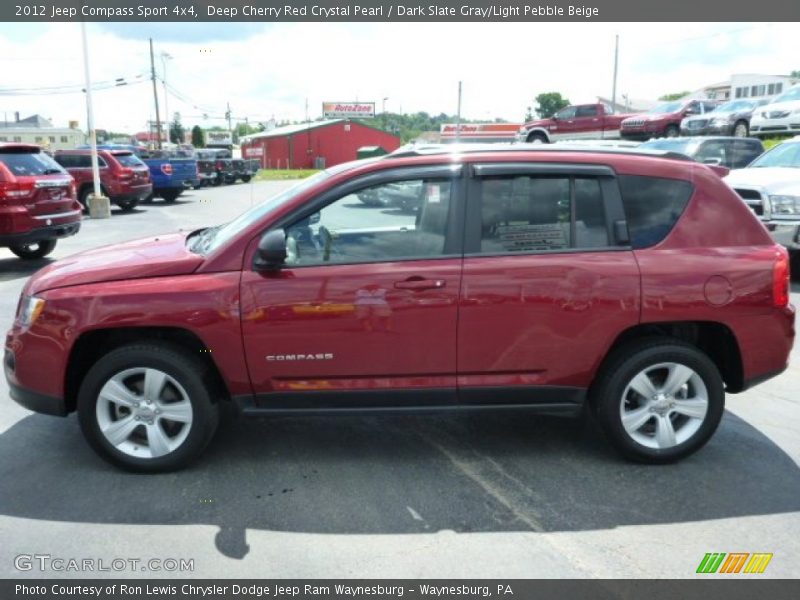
[322,102,375,119]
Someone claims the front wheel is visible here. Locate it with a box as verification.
[664,125,679,138]
[9,239,57,259]
[526,132,548,144]
[77,343,220,472]
[241,175,252,183]
[592,339,724,463]
[733,121,749,137]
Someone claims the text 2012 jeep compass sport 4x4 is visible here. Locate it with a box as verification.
[5,145,795,472]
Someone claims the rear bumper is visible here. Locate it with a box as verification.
[0,220,80,246]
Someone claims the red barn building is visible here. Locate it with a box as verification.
[240,119,401,169]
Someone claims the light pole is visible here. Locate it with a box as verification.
[161,51,172,143]
[80,20,110,217]
[382,97,389,129]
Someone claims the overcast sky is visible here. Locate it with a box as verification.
[0,21,797,133]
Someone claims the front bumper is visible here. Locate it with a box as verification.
[681,123,733,136]
[620,130,657,141]
[4,348,67,416]
[766,222,800,250]
[750,119,800,137]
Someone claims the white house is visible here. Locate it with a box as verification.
[0,114,85,150]
[688,74,797,102]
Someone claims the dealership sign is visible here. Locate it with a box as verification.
[440,123,522,142]
[323,102,375,119]
[244,146,264,157]
[206,130,233,145]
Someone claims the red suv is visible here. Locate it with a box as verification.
[0,144,82,259]
[54,149,152,212]
[5,146,795,471]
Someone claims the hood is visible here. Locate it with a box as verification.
[27,232,205,295]
[725,167,800,192]
[757,100,800,114]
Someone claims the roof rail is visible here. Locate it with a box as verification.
[386,142,694,162]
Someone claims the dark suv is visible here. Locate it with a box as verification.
[0,143,82,259]
[639,137,765,169]
[5,145,794,472]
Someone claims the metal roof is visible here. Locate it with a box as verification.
[239,119,345,142]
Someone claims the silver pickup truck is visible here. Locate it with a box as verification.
[725,136,800,259]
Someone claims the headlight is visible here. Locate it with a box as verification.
[518,127,527,134]
[17,295,45,328]
[770,195,800,216]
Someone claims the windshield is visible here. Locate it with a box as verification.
[773,87,800,104]
[191,170,333,254]
[748,142,800,168]
[714,100,755,112]
[649,101,684,114]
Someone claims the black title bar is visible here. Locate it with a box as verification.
[5,0,800,22]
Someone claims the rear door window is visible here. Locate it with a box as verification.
[618,175,694,248]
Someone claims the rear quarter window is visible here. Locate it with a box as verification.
[618,175,694,249]
[113,153,146,168]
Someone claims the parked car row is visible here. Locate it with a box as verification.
[194,149,259,187]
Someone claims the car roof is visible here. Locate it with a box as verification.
[386,142,694,163]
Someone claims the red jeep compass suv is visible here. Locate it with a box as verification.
[5,145,795,471]
[0,143,82,259]
[54,149,152,212]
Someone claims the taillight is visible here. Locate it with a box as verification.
[69,181,76,198]
[773,247,790,308]
[0,181,35,201]
[118,168,134,180]
[160,163,173,176]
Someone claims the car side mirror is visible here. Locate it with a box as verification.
[254,229,287,271]
[551,113,559,120]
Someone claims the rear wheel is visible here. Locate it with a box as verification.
[160,190,181,203]
[9,239,57,260]
[77,343,220,472]
[241,175,252,183]
[78,187,91,212]
[116,198,138,212]
[592,338,724,463]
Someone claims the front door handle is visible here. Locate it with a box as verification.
[394,278,446,291]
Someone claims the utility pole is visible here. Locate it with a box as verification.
[149,38,163,149]
[161,52,172,143]
[611,34,619,112]
[455,81,462,143]
[226,101,232,138]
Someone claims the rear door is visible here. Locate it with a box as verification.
[240,165,466,409]
[571,105,601,138]
[457,162,640,409]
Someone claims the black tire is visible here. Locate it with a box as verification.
[211,175,223,187]
[160,190,181,203]
[526,132,548,144]
[77,186,91,212]
[790,250,800,282]
[664,124,679,138]
[142,193,154,204]
[116,198,138,212]
[77,343,220,473]
[9,239,57,259]
[733,121,749,138]
[592,338,724,464]
[241,175,252,183]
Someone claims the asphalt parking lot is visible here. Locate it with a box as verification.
[1,180,799,578]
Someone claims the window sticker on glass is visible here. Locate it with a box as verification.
[495,223,569,252]
[426,183,441,203]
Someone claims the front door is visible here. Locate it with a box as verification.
[240,167,465,409]
[457,163,641,409]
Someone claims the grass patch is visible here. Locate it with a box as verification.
[762,137,789,150]
[254,169,320,181]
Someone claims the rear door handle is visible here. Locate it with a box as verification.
[394,278,446,291]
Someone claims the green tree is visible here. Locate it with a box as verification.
[534,93,570,119]
[190,125,204,148]
[169,113,185,144]
[658,91,690,101]
[790,70,800,79]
